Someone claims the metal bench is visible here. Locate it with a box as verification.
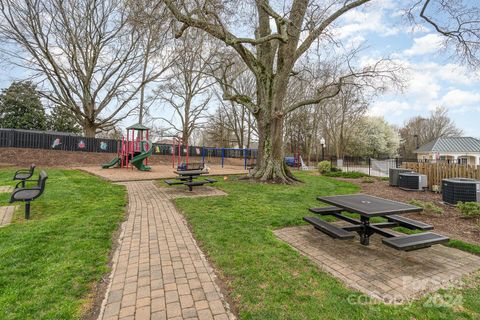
[309,206,343,215]
[382,232,449,251]
[303,216,355,240]
[13,164,36,188]
[164,179,184,186]
[387,215,433,230]
[10,170,48,219]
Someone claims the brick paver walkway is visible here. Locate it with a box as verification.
[0,205,16,227]
[98,181,233,320]
[276,225,480,303]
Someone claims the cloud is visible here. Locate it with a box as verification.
[441,89,480,107]
[402,33,443,56]
[368,100,418,117]
[335,1,401,39]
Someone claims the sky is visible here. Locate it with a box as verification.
[336,0,480,138]
[0,0,479,138]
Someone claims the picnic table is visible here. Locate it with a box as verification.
[304,194,449,251]
[165,170,216,191]
[173,170,206,182]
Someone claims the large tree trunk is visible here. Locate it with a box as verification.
[83,122,97,137]
[249,111,299,183]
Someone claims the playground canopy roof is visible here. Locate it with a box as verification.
[126,123,149,131]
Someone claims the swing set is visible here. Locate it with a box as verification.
[170,139,257,171]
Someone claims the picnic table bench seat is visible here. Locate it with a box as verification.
[303,216,355,240]
[164,179,185,186]
[387,215,433,231]
[184,180,210,191]
[309,206,343,215]
[382,232,449,251]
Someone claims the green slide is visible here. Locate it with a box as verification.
[102,156,121,169]
[130,140,154,171]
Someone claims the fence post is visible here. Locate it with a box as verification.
[368,158,371,176]
[244,148,247,170]
[221,148,225,168]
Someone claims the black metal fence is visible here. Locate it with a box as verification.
[0,128,119,153]
[0,128,258,161]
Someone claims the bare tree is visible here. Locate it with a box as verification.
[0,0,172,136]
[203,107,236,148]
[399,106,463,157]
[125,0,176,125]
[318,85,369,159]
[157,29,217,144]
[214,67,257,149]
[163,0,404,183]
[408,0,480,67]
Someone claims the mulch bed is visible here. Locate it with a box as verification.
[336,178,480,245]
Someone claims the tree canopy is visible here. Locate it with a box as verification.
[0,81,47,131]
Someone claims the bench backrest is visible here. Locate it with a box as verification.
[37,171,48,193]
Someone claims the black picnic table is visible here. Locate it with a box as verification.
[305,194,449,251]
[166,170,216,191]
[173,170,207,182]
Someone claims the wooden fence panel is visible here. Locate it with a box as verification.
[404,162,480,190]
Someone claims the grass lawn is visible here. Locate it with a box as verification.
[174,172,480,320]
[0,168,126,320]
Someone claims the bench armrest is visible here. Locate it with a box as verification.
[14,169,30,175]
[15,179,37,189]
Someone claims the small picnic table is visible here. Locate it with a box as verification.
[173,170,207,182]
[166,170,216,191]
[305,194,449,251]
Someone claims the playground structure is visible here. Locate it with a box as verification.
[102,123,153,171]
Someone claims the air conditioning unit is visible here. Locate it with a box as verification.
[442,178,480,205]
[389,168,414,186]
[398,172,428,191]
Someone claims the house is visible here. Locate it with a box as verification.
[414,137,480,165]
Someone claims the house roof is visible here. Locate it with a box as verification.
[415,137,480,153]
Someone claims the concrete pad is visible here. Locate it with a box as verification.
[0,186,13,193]
[0,206,17,227]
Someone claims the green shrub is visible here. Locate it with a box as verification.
[317,160,331,174]
[457,202,480,218]
[323,171,368,179]
[331,167,342,172]
[408,199,444,214]
[362,177,375,183]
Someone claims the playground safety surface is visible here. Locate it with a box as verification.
[78,164,248,182]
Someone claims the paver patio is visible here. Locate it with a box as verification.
[0,205,16,227]
[275,225,480,303]
[98,181,234,320]
[0,186,13,193]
